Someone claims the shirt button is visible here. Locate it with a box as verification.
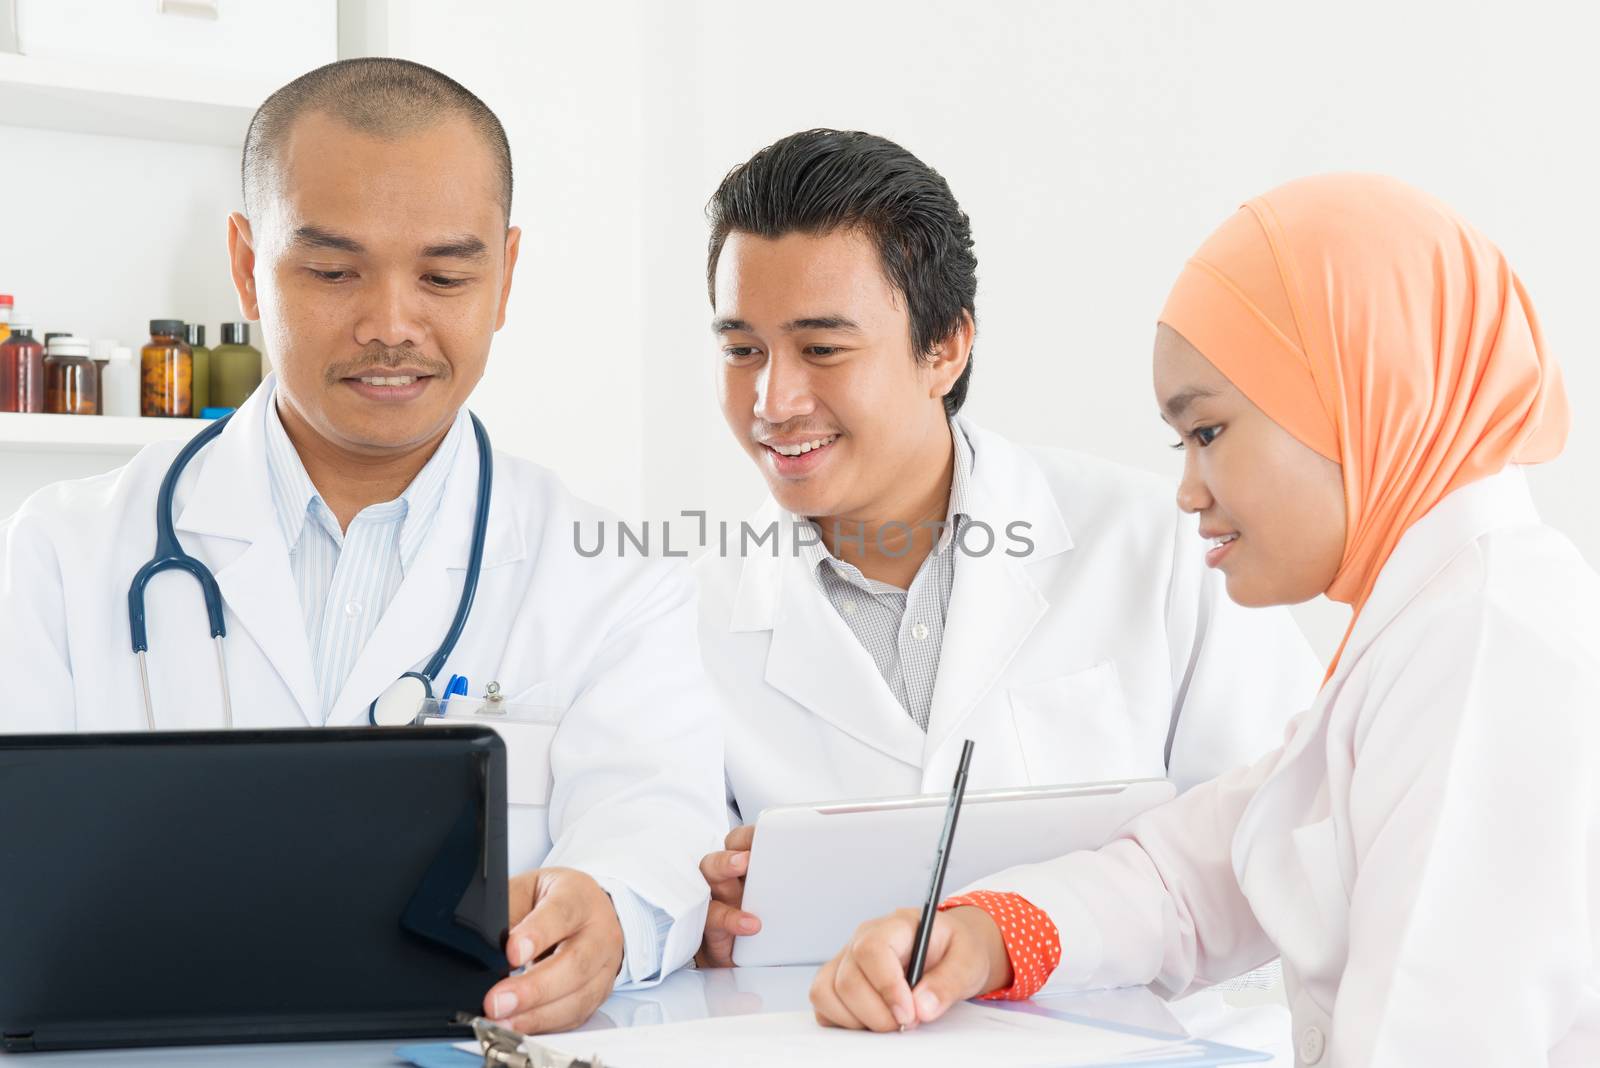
[1298,1025,1325,1065]
[911,622,929,641]
[842,601,857,615]
[344,601,363,618]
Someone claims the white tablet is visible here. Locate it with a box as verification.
[732,778,1176,968]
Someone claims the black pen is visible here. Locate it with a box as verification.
[906,738,975,989]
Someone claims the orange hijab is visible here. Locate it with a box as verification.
[1159,174,1569,677]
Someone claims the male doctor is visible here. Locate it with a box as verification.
[0,59,726,1033]
[694,130,1322,964]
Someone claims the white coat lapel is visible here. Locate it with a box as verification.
[174,390,320,726]
[924,421,1073,757]
[1234,470,1546,910]
[1336,467,1541,675]
[733,513,925,767]
[324,433,525,726]
[1237,468,1546,839]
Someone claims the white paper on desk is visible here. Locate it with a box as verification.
[484,1001,1205,1068]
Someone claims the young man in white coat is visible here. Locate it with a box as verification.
[0,59,726,1033]
[694,129,1321,965]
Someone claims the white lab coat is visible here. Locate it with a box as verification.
[972,468,1600,1066]
[0,385,728,981]
[695,417,1323,820]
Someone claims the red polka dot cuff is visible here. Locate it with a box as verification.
[939,889,1061,1001]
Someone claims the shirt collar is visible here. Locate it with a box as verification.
[263,394,320,553]
[262,389,466,569]
[797,417,976,587]
[395,415,465,569]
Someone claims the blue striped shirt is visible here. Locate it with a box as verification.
[263,396,463,717]
[261,392,668,986]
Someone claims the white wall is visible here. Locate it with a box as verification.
[0,124,241,346]
[6,0,1597,657]
[380,0,1600,655]
[0,122,244,517]
[357,1,650,517]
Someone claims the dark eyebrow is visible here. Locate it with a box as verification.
[785,316,860,332]
[420,235,490,261]
[711,315,862,335]
[1162,386,1221,420]
[293,225,365,254]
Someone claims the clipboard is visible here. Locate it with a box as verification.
[396,1001,1273,1067]
[395,1014,592,1067]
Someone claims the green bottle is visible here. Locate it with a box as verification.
[184,324,211,415]
[211,322,263,410]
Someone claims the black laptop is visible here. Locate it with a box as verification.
[0,726,509,1051]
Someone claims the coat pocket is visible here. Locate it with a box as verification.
[1008,660,1153,785]
[496,720,558,808]
[429,681,566,807]
[492,682,567,807]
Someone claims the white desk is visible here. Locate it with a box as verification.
[2,966,1287,1065]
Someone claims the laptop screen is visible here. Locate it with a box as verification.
[0,726,509,1051]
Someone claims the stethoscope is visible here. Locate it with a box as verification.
[128,409,494,731]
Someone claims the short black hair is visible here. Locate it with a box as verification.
[706,129,978,416]
[242,57,512,225]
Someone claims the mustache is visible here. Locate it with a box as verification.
[324,346,451,385]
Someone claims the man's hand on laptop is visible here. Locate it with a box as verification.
[695,823,760,967]
[482,867,624,1034]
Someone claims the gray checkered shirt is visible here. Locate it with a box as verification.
[796,420,975,731]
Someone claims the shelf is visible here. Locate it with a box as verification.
[0,51,262,147]
[0,412,208,454]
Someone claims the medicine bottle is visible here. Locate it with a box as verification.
[102,345,139,417]
[141,319,192,418]
[0,323,45,413]
[185,323,212,413]
[212,322,264,409]
[44,335,99,415]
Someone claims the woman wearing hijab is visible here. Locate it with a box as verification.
[808,174,1600,1065]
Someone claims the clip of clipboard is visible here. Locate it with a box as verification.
[457,1012,603,1068]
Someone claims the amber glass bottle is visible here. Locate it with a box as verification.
[141,319,192,417]
[0,324,45,413]
[44,335,99,415]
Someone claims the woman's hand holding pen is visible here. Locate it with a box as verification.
[809,905,1010,1032]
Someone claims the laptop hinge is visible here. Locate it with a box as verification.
[3,1032,36,1052]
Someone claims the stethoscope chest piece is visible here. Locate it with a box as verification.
[369,672,434,727]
